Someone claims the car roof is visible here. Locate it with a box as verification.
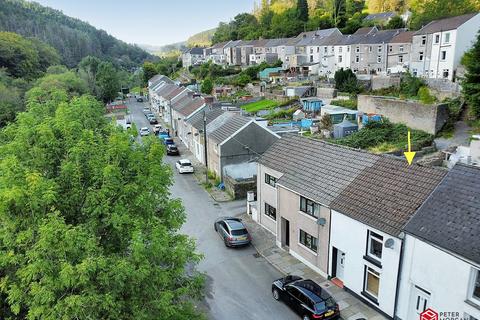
[292,280,332,303]
[140,127,149,130]
[179,159,191,164]
[225,219,245,230]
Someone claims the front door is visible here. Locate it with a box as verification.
[336,250,345,281]
[410,286,430,319]
[281,218,290,247]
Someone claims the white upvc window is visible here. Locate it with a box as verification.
[469,268,480,304]
[367,230,383,260]
[444,32,450,43]
[399,45,404,52]
[377,56,382,63]
[435,34,440,44]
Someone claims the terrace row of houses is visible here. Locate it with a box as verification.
[148,75,279,181]
[251,134,480,319]
[182,13,480,81]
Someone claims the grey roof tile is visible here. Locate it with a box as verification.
[405,164,480,264]
[208,115,251,144]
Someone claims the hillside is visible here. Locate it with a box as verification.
[0,0,154,68]
[186,28,216,47]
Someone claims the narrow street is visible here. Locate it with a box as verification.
[127,99,297,320]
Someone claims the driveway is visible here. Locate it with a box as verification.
[127,99,297,320]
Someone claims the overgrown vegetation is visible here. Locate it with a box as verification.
[143,57,182,85]
[437,98,463,138]
[330,98,357,110]
[334,68,360,95]
[332,120,434,153]
[462,30,480,119]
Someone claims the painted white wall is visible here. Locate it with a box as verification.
[454,14,480,74]
[329,210,402,317]
[256,164,283,235]
[396,235,480,320]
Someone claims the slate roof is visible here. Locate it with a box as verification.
[209,114,251,144]
[149,75,174,89]
[187,108,225,130]
[354,26,378,35]
[164,87,186,100]
[154,83,179,96]
[259,135,446,236]
[265,38,289,47]
[364,12,396,21]
[211,41,230,49]
[414,13,478,35]
[224,40,242,49]
[405,164,480,264]
[296,28,340,46]
[390,31,414,43]
[177,97,205,117]
[188,47,205,55]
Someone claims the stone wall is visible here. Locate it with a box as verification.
[224,175,257,200]
[371,75,401,91]
[316,87,337,99]
[358,95,449,135]
[425,78,461,100]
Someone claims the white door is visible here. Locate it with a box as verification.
[410,286,430,319]
[336,250,345,281]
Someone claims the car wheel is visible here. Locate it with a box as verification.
[224,239,229,247]
[302,315,310,320]
[214,223,217,232]
[272,289,280,300]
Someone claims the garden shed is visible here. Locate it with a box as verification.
[333,119,358,138]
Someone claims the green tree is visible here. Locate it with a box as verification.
[297,0,310,22]
[334,68,359,93]
[28,37,61,71]
[97,61,120,102]
[0,31,39,78]
[462,31,480,118]
[79,55,101,96]
[385,16,406,29]
[409,0,476,30]
[0,82,204,319]
[346,0,365,17]
[143,61,158,85]
[201,77,214,94]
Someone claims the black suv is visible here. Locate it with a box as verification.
[272,276,340,320]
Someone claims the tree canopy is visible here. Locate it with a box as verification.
[0,72,204,319]
[462,31,480,119]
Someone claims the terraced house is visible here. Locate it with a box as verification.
[254,135,446,318]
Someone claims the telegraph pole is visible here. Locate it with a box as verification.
[203,109,208,183]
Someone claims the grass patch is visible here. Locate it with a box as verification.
[330,99,357,110]
[468,119,480,135]
[241,99,279,113]
[331,120,434,153]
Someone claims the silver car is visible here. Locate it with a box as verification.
[214,217,251,247]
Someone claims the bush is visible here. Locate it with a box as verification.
[400,73,425,98]
[334,68,360,94]
[418,86,436,104]
[333,120,433,152]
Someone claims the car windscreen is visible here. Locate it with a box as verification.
[231,229,247,236]
[314,297,336,312]
[181,162,191,167]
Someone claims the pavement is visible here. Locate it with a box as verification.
[241,213,388,320]
[435,120,472,150]
[127,98,297,320]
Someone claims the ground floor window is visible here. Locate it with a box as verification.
[364,266,380,298]
[299,229,317,253]
[264,203,276,221]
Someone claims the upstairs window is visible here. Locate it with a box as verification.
[324,46,328,54]
[339,47,343,53]
[367,231,383,260]
[265,173,277,187]
[445,32,450,43]
[264,203,277,221]
[399,45,404,52]
[470,269,480,303]
[399,55,404,63]
[419,52,424,61]
[378,45,382,53]
[377,56,382,63]
[421,36,426,45]
[435,34,440,44]
[441,51,447,61]
[356,46,360,53]
[300,196,320,218]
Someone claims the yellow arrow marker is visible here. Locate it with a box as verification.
[404,130,416,165]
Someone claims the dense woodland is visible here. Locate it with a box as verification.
[0,0,154,68]
[211,0,480,43]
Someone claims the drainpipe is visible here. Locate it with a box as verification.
[393,232,405,320]
[203,109,208,183]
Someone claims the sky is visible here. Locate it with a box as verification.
[33,0,254,46]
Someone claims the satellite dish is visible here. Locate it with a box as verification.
[317,218,327,226]
[385,238,395,249]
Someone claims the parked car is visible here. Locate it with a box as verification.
[175,159,194,174]
[143,107,150,114]
[145,112,155,119]
[166,144,179,156]
[272,276,340,320]
[153,124,162,134]
[137,97,144,102]
[213,217,251,247]
[158,131,170,139]
[149,117,158,124]
[162,137,175,145]
[139,127,150,136]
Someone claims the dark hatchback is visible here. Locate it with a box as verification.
[166,144,179,155]
[272,276,340,320]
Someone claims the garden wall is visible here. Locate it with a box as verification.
[425,78,461,100]
[224,175,257,200]
[358,95,449,135]
[316,87,337,99]
[371,75,401,91]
